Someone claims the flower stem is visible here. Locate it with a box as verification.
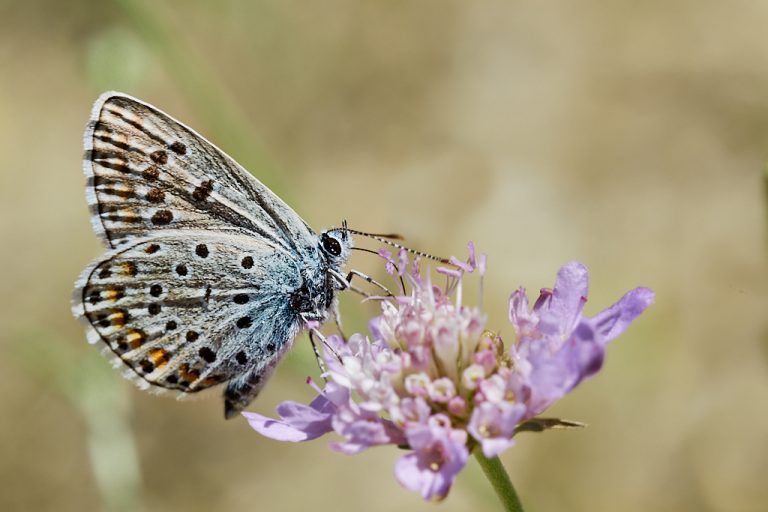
[474,451,524,512]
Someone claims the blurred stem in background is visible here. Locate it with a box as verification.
[13,333,143,512]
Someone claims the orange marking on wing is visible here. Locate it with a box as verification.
[107,286,126,302]
[126,329,145,349]
[202,375,223,387]
[149,348,170,369]
[121,261,138,277]
[111,310,126,327]
[179,364,200,384]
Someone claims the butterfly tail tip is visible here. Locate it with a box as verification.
[224,400,242,420]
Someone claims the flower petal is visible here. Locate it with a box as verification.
[535,262,588,337]
[480,437,516,458]
[591,287,655,344]
[521,324,604,416]
[468,402,526,457]
[242,395,334,442]
[436,266,463,278]
[395,425,469,501]
[394,453,427,495]
[509,287,537,334]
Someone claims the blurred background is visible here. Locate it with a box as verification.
[1,1,766,511]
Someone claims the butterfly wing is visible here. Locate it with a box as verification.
[73,232,304,413]
[83,92,314,253]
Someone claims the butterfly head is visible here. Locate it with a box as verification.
[319,229,353,265]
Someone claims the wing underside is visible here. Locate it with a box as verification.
[83,92,315,253]
[73,232,302,397]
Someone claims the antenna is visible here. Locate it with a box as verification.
[329,225,452,264]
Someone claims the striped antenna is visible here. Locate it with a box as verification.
[329,225,452,264]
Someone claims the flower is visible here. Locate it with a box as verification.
[244,245,654,501]
[243,391,334,442]
[395,416,469,501]
[508,263,655,417]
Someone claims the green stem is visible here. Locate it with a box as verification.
[474,450,525,512]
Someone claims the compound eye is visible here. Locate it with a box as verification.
[321,233,342,256]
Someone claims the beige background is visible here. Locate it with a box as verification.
[1,1,766,511]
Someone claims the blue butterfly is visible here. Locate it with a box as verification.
[73,92,354,418]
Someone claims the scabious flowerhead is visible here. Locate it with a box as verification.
[244,244,654,501]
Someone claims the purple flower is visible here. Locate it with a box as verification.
[509,262,655,417]
[327,382,406,454]
[242,392,335,442]
[244,246,654,501]
[395,416,469,501]
[468,401,527,457]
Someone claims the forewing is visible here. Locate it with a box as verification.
[84,92,314,252]
[73,231,303,396]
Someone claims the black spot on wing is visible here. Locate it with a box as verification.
[151,209,173,225]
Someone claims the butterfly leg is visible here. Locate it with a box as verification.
[347,284,373,298]
[345,269,393,297]
[328,269,373,298]
[308,330,329,381]
[333,309,348,342]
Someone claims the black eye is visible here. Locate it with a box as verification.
[321,233,342,256]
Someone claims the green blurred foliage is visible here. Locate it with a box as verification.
[0,0,766,511]
[84,27,150,93]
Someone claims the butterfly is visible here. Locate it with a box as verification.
[72,92,354,418]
